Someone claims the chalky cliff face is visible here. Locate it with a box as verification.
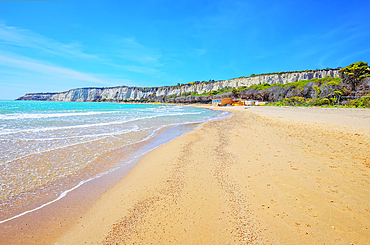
[17,69,339,102]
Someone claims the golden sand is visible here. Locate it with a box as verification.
[50,106,370,244]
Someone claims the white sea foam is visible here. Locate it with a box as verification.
[0,110,121,120]
[0,111,202,136]
[0,126,141,166]
[3,125,140,142]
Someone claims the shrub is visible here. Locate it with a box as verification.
[339,61,370,91]
[283,96,307,106]
[321,98,330,105]
[351,96,370,108]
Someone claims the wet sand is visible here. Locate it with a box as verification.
[0,124,199,244]
[34,107,370,243]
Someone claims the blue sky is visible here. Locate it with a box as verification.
[0,0,369,99]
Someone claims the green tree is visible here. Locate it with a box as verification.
[339,61,370,91]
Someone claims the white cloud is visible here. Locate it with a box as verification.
[0,23,171,89]
[0,23,97,60]
[0,51,112,85]
[0,23,170,78]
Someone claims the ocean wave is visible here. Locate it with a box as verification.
[0,126,141,166]
[1,125,140,142]
[0,111,203,136]
[0,110,123,120]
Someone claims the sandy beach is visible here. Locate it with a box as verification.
[23,106,370,244]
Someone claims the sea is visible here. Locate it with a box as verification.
[0,100,227,223]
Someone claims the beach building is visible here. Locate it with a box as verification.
[244,100,254,106]
[231,98,245,106]
[212,98,268,106]
[245,100,259,106]
[244,100,268,106]
[212,98,246,106]
[212,98,233,106]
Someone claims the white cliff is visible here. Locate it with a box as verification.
[17,69,339,102]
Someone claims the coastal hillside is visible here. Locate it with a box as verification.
[17,69,339,102]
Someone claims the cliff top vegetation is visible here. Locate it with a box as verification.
[137,68,340,90]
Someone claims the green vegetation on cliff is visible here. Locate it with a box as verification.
[265,61,370,108]
[191,76,341,97]
[339,61,370,91]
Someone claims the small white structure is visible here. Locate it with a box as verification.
[244,100,268,106]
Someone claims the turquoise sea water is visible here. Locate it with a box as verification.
[0,100,225,222]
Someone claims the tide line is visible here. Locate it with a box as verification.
[0,140,165,224]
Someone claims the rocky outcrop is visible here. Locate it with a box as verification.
[356,77,370,96]
[17,69,340,102]
[239,82,337,102]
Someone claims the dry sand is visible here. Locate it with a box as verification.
[54,106,370,244]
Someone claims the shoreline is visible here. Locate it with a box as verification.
[54,106,369,244]
[0,120,219,244]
